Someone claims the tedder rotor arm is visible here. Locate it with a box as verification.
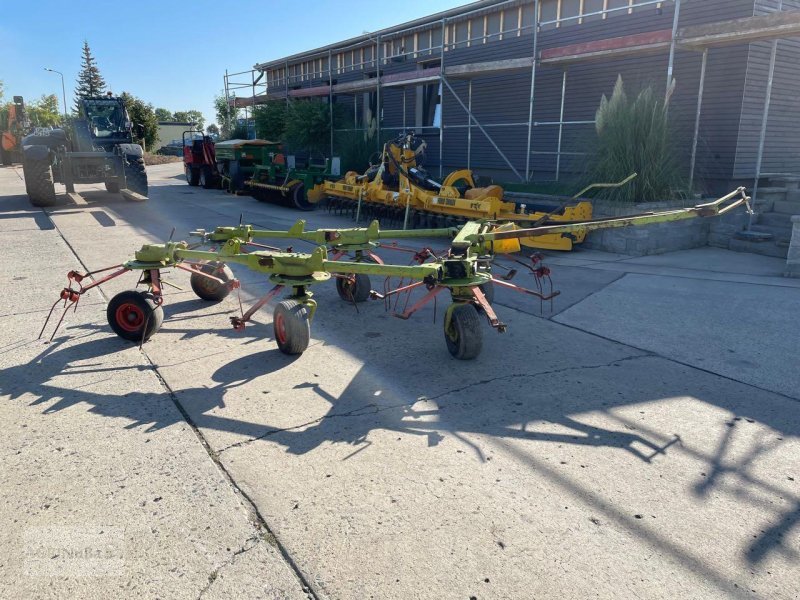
[191,219,459,248]
[475,187,752,243]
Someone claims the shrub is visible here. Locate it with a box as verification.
[589,76,686,203]
[253,100,288,141]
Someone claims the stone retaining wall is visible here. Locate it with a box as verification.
[583,199,712,256]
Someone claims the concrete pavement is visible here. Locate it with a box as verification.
[1,163,798,599]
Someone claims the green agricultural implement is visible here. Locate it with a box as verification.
[213,139,338,210]
[40,188,750,360]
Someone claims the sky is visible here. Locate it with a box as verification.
[0,0,466,128]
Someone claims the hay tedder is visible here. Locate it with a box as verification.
[40,188,750,360]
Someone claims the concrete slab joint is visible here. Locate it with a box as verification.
[785,215,800,278]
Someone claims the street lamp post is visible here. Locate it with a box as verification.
[44,68,68,121]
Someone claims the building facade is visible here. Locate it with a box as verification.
[227,0,800,192]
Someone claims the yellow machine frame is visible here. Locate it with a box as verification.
[313,133,594,251]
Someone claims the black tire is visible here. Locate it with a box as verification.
[228,161,244,192]
[444,303,483,360]
[190,262,234,301]
[0,147,9,166]
[291,182,314,211]
[186,165,200,186]
[200,166,214,189]
[273,299,310,355]
[23,155,57,207]
[107,290,163,342]
[336,273,371,303]
[105,181,120,193]
[124,157,148,197]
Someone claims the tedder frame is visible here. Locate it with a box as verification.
[40,188,750,360]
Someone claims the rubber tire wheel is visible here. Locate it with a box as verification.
[273,299,311,355]
[107,290,163,343]
[23,155,57,207]
[336,273,371,303]
[444,303,483,360]
[200,165,215,189]
[105,181,120,193]
[291,182,314,211]
[124,157,149,197]
[186,165,200,186]
[190,262,234,301]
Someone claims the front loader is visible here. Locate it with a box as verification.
[21,94,148,207]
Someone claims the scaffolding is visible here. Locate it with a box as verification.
[224,0,800,195]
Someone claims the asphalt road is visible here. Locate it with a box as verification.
[1,163,798,599]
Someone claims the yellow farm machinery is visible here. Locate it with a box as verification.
[40,187,750,360]
[313,132,617,251]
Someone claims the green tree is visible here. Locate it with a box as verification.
[173,110,204,131]
[253,100,288,141]
[120,92,158,151]
[206,123,219,136]
[283,99,345,153]
[28,94,62,127]
[214,94,239,139]
[74,41,107,112]
[155,107,173,122]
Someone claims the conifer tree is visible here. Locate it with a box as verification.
[74,41,107,112]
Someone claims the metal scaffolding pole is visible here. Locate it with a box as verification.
[329,50,334,158]
[441,77,523,181]
[467,79,472,170]
[689,48,708,192]
[666,0,682,89]
[376,34,382,148]
[284,60,289,105]
[751,36,780,228]
[439,18,447,178]
[525,0,540,181]
[555,70,567,182]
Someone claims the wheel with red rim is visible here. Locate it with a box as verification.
[107,290,163,342]
[190,262,234,301]
[335,273,371,303]
[273,299,310,355]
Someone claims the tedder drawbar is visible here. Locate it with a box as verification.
[40,188,750,360]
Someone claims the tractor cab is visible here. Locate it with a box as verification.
[75,95,134,151]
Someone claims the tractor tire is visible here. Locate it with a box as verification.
[291,182,314,211]
[336,273,371,303]
[23,155,57,207]
[273,299,311,355]
[444,303,483,360]
[105,181,120,193]
[107,290,163,343]
[185,165,200,186]
[190,262,235,302]
[200,166,214,189]
[124,157,148,197]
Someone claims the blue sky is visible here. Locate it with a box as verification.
[1,0,465,128]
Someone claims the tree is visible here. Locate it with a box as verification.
[283,99,345,153]
[214,94,239,139]
[120,92,158,151]
[155,107,173,122]
[74,41,107,112]
[171,109,204,131]
[28,94,62,127]
[206,124,219,136]
[253,100,288,141]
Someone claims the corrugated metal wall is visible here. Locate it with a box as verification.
[256,0,800,189]
[734,0,800,178]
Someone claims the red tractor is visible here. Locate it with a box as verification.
[183,130,218,188]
